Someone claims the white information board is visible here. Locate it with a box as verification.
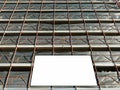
[31,56,97,86]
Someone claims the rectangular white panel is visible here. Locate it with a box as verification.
[31,56,97,86]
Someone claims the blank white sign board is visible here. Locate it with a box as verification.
[31,56,97,86]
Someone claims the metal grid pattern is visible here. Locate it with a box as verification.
[0,0,120,89]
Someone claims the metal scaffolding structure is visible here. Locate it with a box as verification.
[0,0,120,89]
